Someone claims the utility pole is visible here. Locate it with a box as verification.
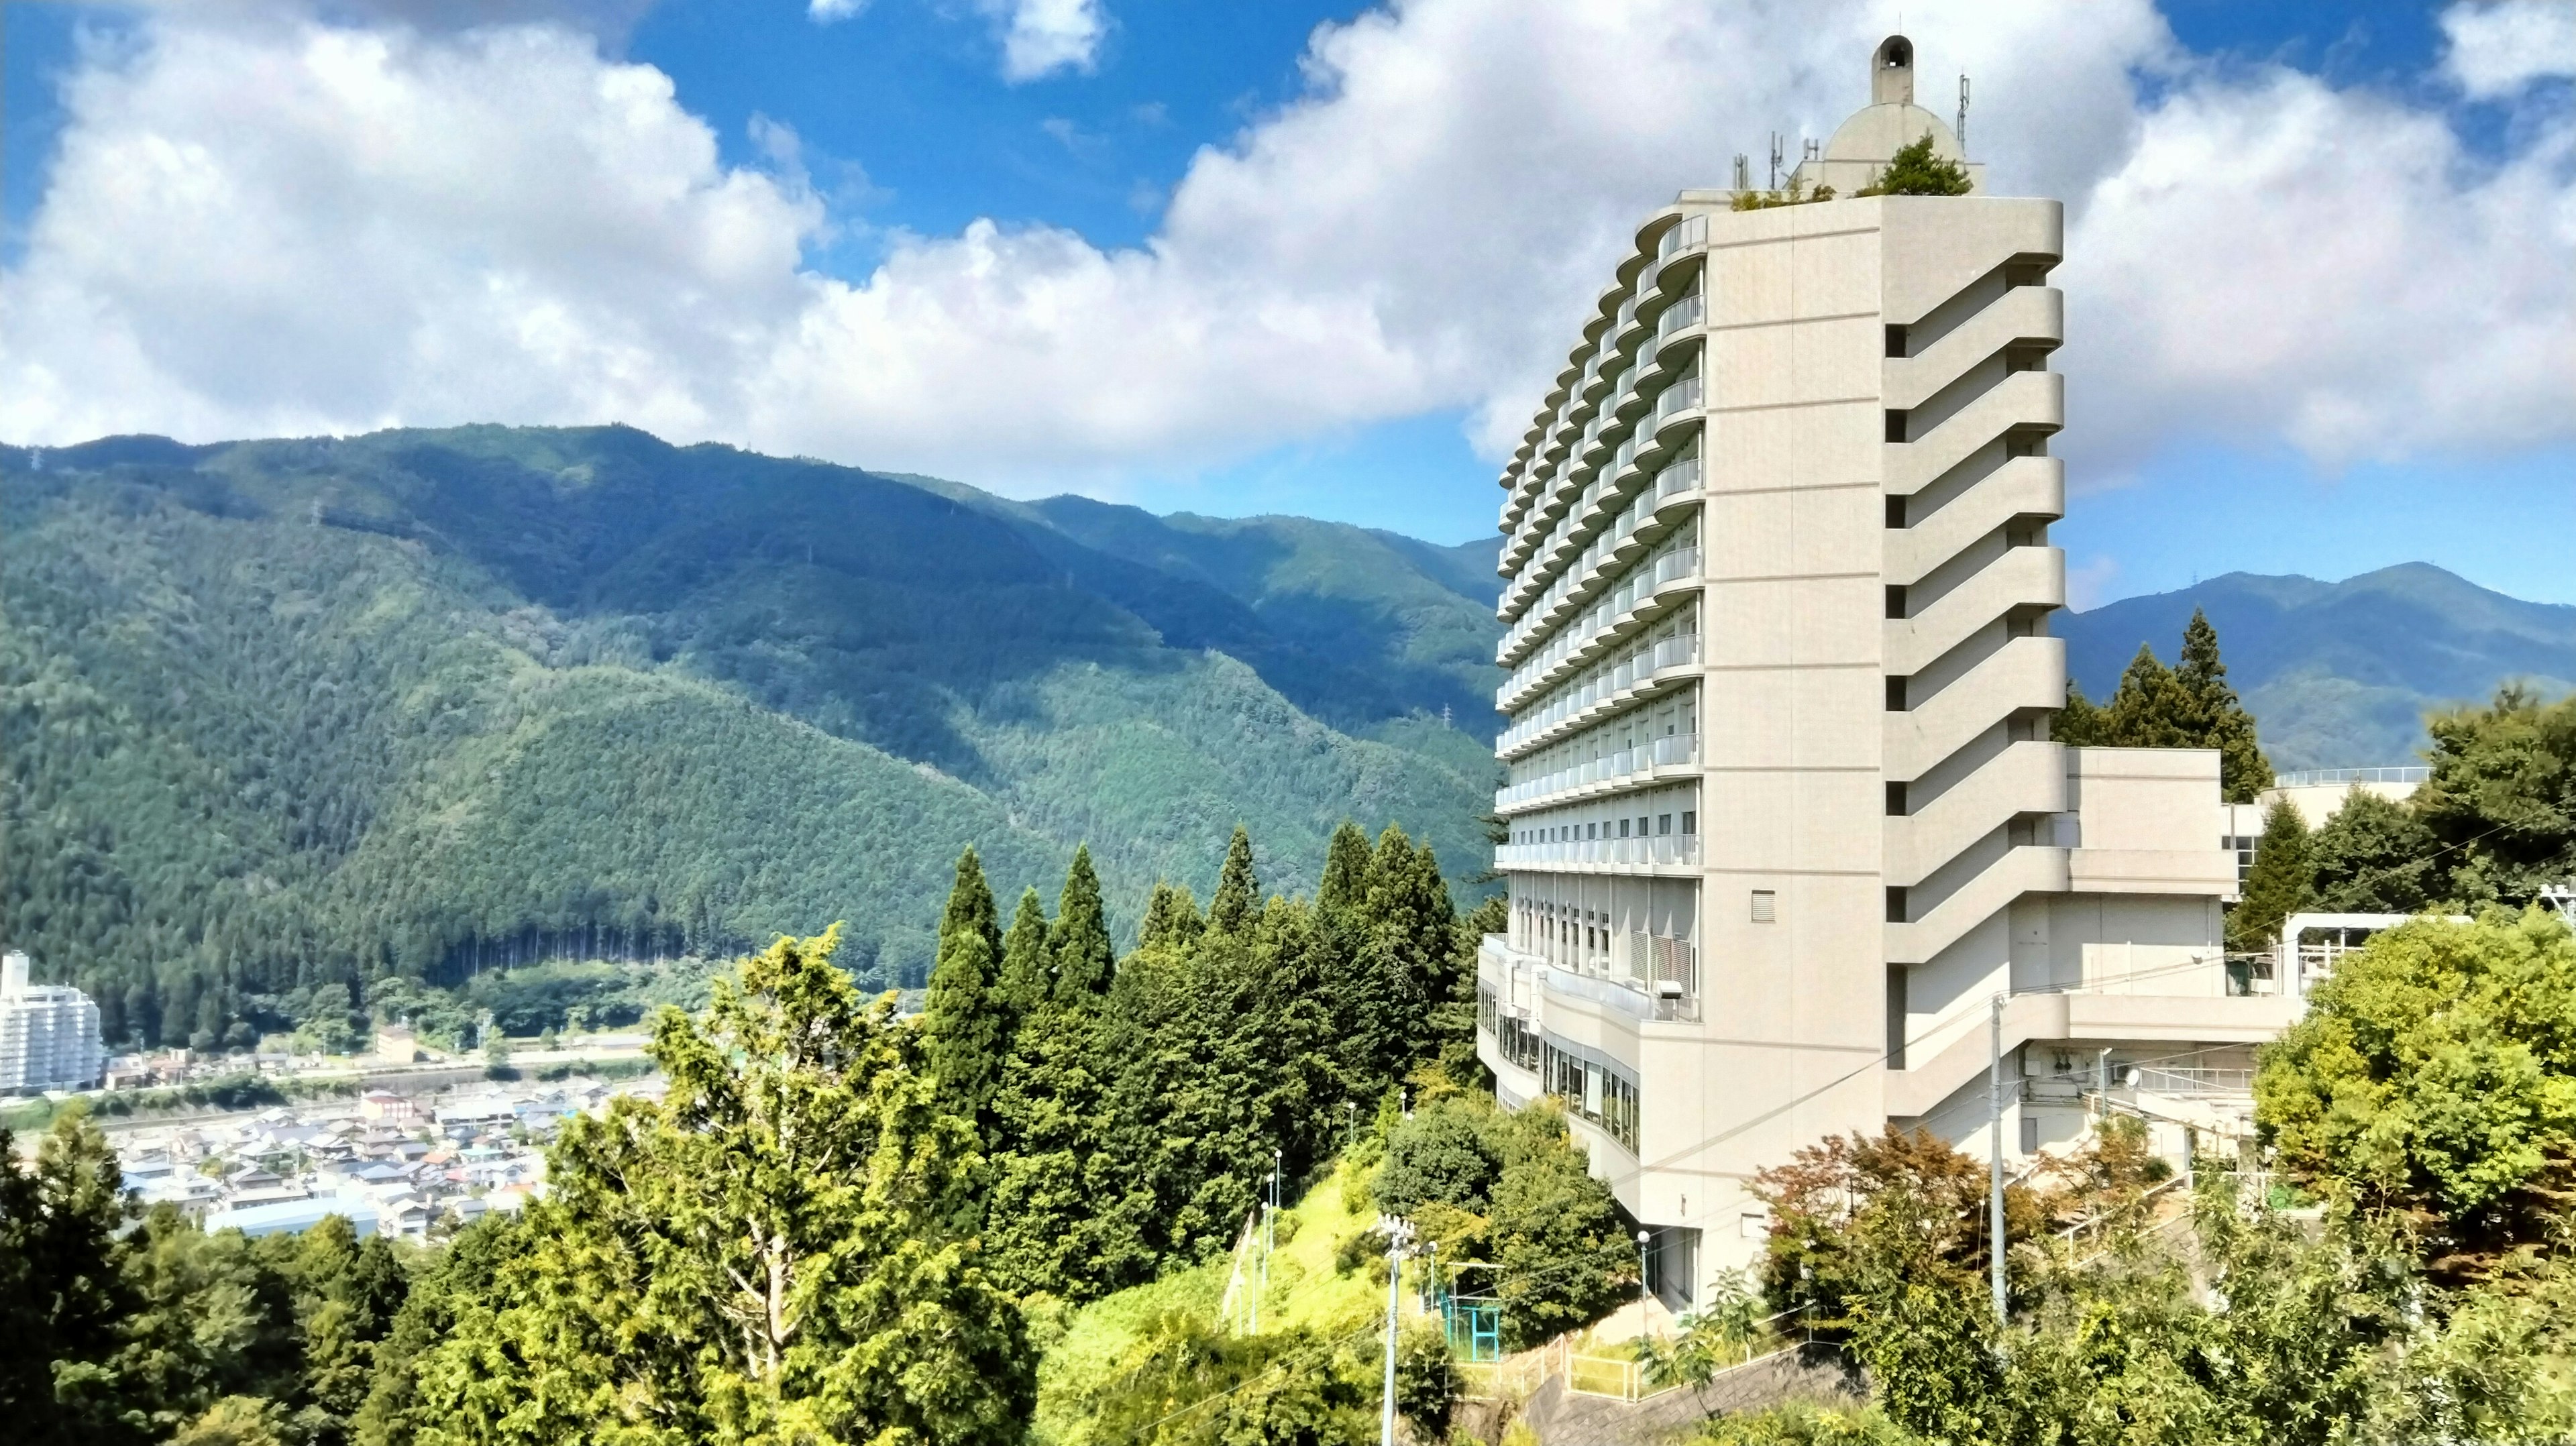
[1379,1221,1409,1446]
[1988,993,2007,1325]
[1260,1148,1279,1332]
[1957,74,1971,152]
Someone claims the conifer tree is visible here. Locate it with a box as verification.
[2230,797,2316,954]
[922,847,1008,1127]
[2174,609,2275,802]
[1048,844,1114,1002]
[996,888,1052,1022]
[1138,881,1203,951]
[2055,680,2108,746]
[2309,788,2438,914]
[1208,825,1258,936]
[1318,821,1373,917]
[2104,644,2192,748]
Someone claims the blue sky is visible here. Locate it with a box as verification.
[2,0,2569,604]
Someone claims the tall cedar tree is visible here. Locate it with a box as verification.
[920,846,1008,1129]
[2104,645,2193,748]
[1138,881,1204,950]
[2055,679,2109,746]
[2176,609,2275,801]
[996,888,1052,1021]
[1047,844,1114,1001]
[1,1112,131,1446]
[2231,796,2316,954]
[1208,825,1258,936]
[405,928,1035,1444]
[1318,822,1373,915]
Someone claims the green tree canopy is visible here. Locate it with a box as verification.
[921,847,1008,1129]
[1047,844,1114,1003]
[1861,134,1972,197]
[2416,684,2576,905]
[2255,910,2576,1266]
[407,927,1035,1444]
[2231,797,2316,954]
[2311,787,2441,913]
[1136,881,1203,952]
[996,887,1053,1021]
[2059,611,2274,802]
[1205,826,1258,938]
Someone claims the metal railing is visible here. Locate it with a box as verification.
[1493,834,1701,868]
[1497,453,1702,661]
[1656,374,1703,423]
[1658,213,1709,260]
[1495,633,1698,753]
[2275,767,2428,789]
[1496,732,1699,808]
[1658,291,1704,340]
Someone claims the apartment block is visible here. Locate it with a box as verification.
[1,949,105,1095]
[1474,36,2294,1305]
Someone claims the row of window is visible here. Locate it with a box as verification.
[1543,1034,1641,1152]
[1511,810,1695,846]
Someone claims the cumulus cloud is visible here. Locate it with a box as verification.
[986,0,1106,81]
[2441,0,2576,99]
[1,0,2569,503]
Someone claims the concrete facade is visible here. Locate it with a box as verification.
[1475,37,2280,1304]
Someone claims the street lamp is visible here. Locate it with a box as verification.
[1636,1228,1652,1326]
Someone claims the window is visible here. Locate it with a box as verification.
[1750,889,1776,923]
[1885,887,1909,923]
[1884,323,1907,358]
[1586,822,1598,840]
[1637,816,1650,836]
[1886,967,1908,1068]
[2019,1115,2041,1154]
[1884,409,1909,443]
[1681,811,1696,834]
[1885,494,1907,529]
[1885,781,1908,817]
[1885,676,1909,712]
[1657,814,1672,835]
[1618,818,1631,838]
[1884,585,1907,619]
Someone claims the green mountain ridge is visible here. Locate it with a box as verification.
[2061,562,2576,772]
[0,425,1505,1045]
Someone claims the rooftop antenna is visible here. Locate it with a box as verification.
[1733,152,1750,190]
[1768,131,1783,189]
[1957,74,1971,152]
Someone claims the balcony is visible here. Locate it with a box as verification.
[1657,213,1709,262]
[1654,374,1703,428]
[1656,292,1704,343]
[1496,556,1700,715]
[1498,632,1699,757]
[1497,455,1703,663]
[1497,731,1699,813]
[1493,832,1702,871]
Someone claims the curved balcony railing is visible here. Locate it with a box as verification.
[1658,213,1709,261]
[1497,732,1699,810]
[1658,291,1703,341]
[1496,547,1699,712]
[1494,834,1703,868]
[1497,631,1699,755]
[1655,374,1703,425]
[1499,460,1705,661]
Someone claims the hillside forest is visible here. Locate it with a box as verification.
[0,428,1505,1048]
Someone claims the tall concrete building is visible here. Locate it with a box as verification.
[1475,36,2293,1304]
[1,950,105,1095]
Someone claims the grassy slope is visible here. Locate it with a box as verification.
[1034,1157,1385,1443]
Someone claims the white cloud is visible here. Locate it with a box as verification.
[2441,0,2576,99]
[809,0,867,22]
[985,0,1105,82]
[0,0,2569,506]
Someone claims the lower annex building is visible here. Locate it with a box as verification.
[1473,35,2294,1306]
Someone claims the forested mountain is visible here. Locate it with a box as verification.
[0,426,1503,1046]
[2060,563,2576,772]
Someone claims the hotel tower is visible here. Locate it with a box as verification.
[1475,36,2294,1303]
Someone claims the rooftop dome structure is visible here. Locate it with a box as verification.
[1792,34,1984,196]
